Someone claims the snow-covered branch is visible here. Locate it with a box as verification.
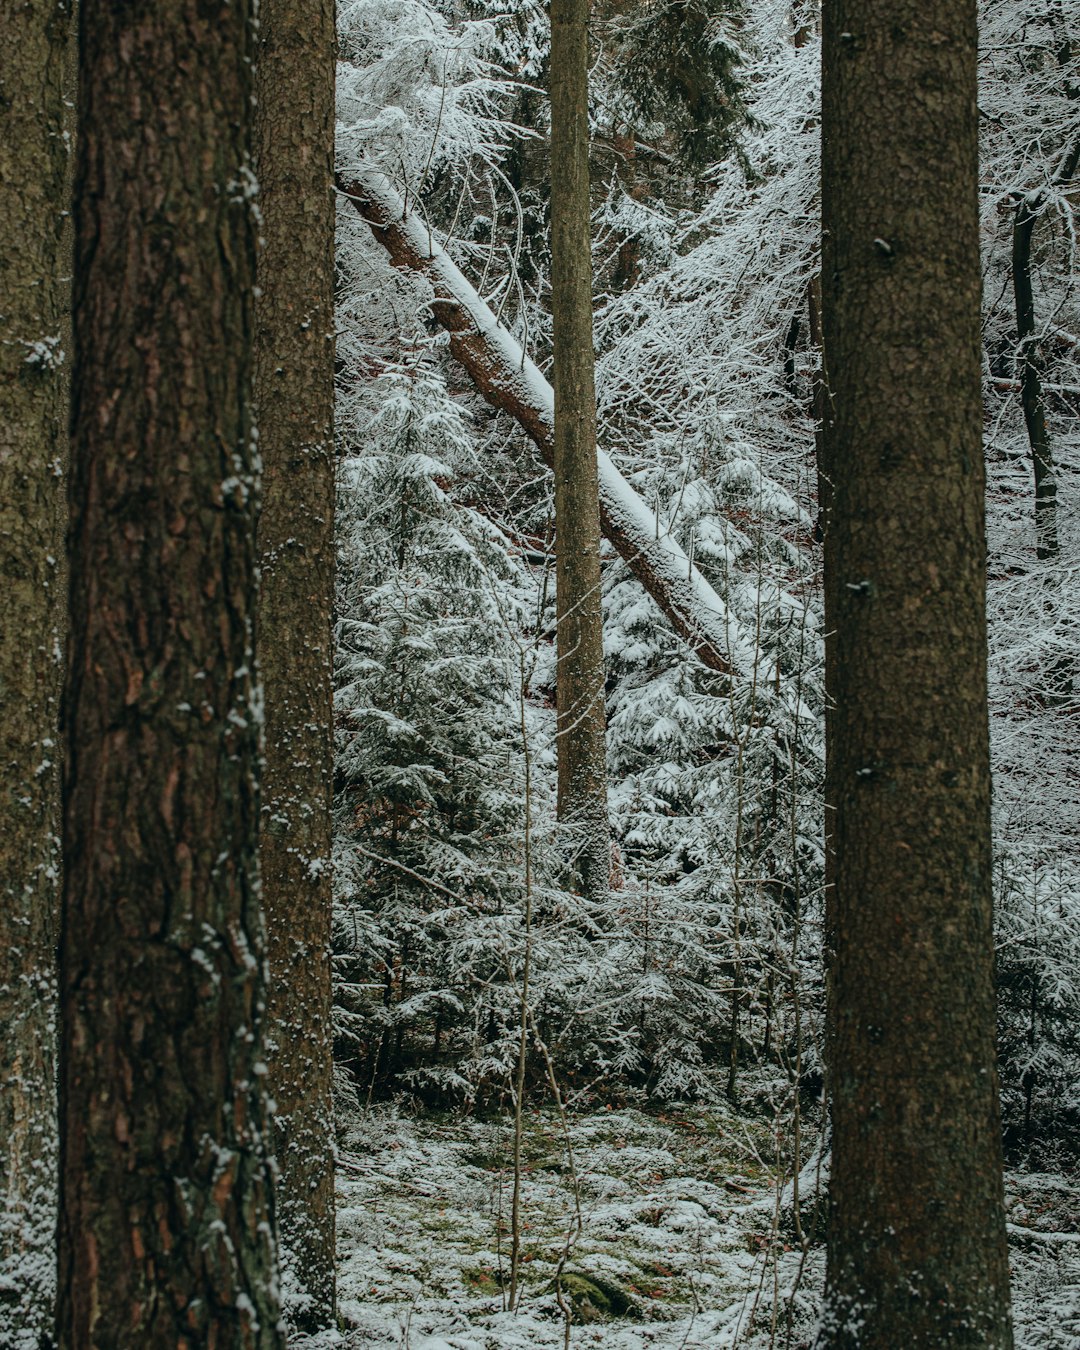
[338,169,752,677]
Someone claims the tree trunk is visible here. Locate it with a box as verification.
[253,0,337,1329]
[1012,199,1058,561]
[549,0,611,901]
[819,0,1014,1338]
[1010,134,1080,563]
[58,0,283,1342]
[0,1,70,1340]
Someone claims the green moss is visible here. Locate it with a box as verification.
[550,1270,644,1323]
[461,1147,504,1171]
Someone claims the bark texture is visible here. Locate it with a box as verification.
[0,1,70,1340]
[549,0,611,901]
[59,0,282,1343]
[820,0,1014,1342]
[253,0,337,1328]
[341,175,746,678]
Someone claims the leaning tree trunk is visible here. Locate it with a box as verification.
[253,0,337,1329]
[819,0,1014,1339]
[549,0,611,901]
[58,0,283,1342]
[340,173,752,679]
[0,1,70,1341]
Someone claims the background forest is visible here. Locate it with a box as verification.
[2,0,1079,1343]
[323,0,1080,1342]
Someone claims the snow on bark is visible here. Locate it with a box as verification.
[339,170,753,678]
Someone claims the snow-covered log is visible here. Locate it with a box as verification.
[338,171,752,678]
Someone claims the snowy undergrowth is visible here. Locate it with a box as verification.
[284,1101,1080,1350]
[326,1095,826,1349]
[1006,1171,1080,1349]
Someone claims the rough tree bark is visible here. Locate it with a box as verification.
[0,1,70,1341]
[549,0,611,900]
[819,0,1014,1340]
[340,174,751,680]
[58,0,283,1342]
[253,0,337,1329]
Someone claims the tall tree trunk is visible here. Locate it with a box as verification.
[0,1,70,1341]
[819,0,1014,1338]
[253,0,337,1330]
[58,0,283,1341]
[1010,134,1080,563]
[1013,198,1058,562]
[550,0,611,901]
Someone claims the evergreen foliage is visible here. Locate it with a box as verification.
[330,0,1080,1170]
[600,0,754,169]
[333,354,536,1099]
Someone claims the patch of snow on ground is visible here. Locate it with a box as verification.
[287,1102,1080,1350]
[314,1101,826,1348]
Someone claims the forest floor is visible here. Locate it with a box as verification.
[296,1089,1080,1349]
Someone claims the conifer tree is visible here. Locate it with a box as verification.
[820,0,1014,1338]
[58,0,282,1341]
[333,360,537,1102]
[601,0,752,172]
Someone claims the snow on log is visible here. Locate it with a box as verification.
[338,170,752,678]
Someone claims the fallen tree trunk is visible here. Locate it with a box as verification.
[339,170,751,677]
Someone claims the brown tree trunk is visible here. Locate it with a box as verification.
[0,1,70,1340]
[1010,136,1080,563]
[58,0,283,1342]
[550,0,611,901]
[1013,200,1058,562]
[252,0,337,1330]
[819,0,1014,1338]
